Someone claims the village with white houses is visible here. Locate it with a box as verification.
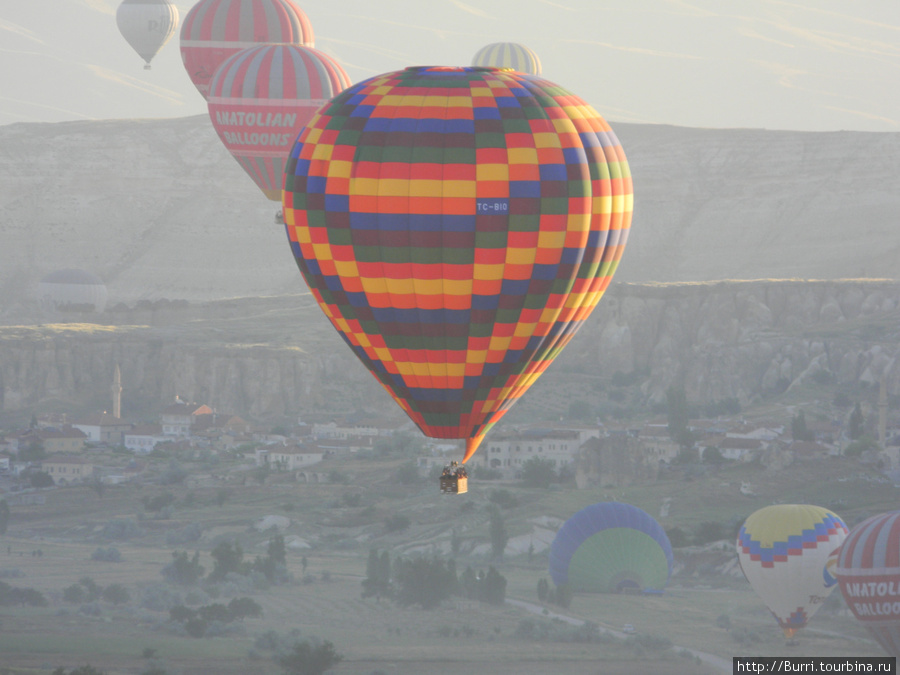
[2,362,900,497]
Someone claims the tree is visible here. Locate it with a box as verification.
[227,596,263,621]
[393,556,456,609]
[215,487,231,507]
[362,548,392,600]
[90,478,105,498]
[63,583,86,603]
[488,506,508,562]
[161,551,205,585]
[844,435,880,457]
[694,521,726,545]
[519,457,557,489]
[197,603,231,623]
[481,566,507,605]
[396,461,419,485]
[665,526,690,548]
[702,447,725,464]
[384,514,410,533]
[209,541,244,581]
[20,440,46,462]
[30,471,54,488]
[450,528,462,557]
[849,402,865,440]
[143,492,175,513]
[460,566,479,600]
[0,499,9,535]
[101,584,130,606]
[79,577,102,602]
[554,583,573,609]
[666,385,690,444]
[279,639,342,675]
[791,411,814,442]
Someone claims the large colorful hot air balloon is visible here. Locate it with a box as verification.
[116,0,179,70]
[472,42,542,75]
[208,44,349,201]
[180,0,314,99]
[737,504,848,639]
[835,510,900,656]
[549,503,672,593]
[282,66,632,464]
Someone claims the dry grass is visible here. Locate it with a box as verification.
[0,450,894,674]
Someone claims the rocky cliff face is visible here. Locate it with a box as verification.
[585,279,900,407]
[2,280,898,422]
[1,117,898,308]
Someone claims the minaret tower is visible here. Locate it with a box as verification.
[112,364,122,419]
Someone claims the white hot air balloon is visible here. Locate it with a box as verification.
[737,504,849,640]
[116,0,179,70]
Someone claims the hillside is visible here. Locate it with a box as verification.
[0,117,898,310]
[2,279,900,422]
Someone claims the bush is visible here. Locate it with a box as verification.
[473,466,502,480]
[0,581,48,607]
[143,492,175,512]
[396,461,420,485]
[91,547,122,563]
[665,526,690,548]
[488,489,518,509]
[102,584,130,605]
[519,457,557,489]
[63,584,86,603]
[140,584,183,612]
[279,639,343,675]
[693,521,726,545]
[515,617,603,643]
[165,522,203,546]
[162,551,205,585]
[384,514,410,533]
[102,518,141,541]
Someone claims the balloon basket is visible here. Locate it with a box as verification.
[440,475,467,495]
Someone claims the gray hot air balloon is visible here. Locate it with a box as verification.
[116,0,179,70]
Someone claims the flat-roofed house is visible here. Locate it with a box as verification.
[73,413,132,445]
[42,455,94,485]
[39,426,88,454]
[161,401,213,437]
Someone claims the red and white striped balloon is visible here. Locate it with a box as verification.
[207,44,349,201]
[180,0,314,99]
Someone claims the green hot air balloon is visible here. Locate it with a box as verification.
[549,502,673,593]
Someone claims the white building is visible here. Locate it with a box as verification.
[124,425,166,454]
[256,445,324,471]
[469,429,587,472]
[160,401,213,437]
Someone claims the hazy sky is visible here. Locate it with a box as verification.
[1,0,898,131]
